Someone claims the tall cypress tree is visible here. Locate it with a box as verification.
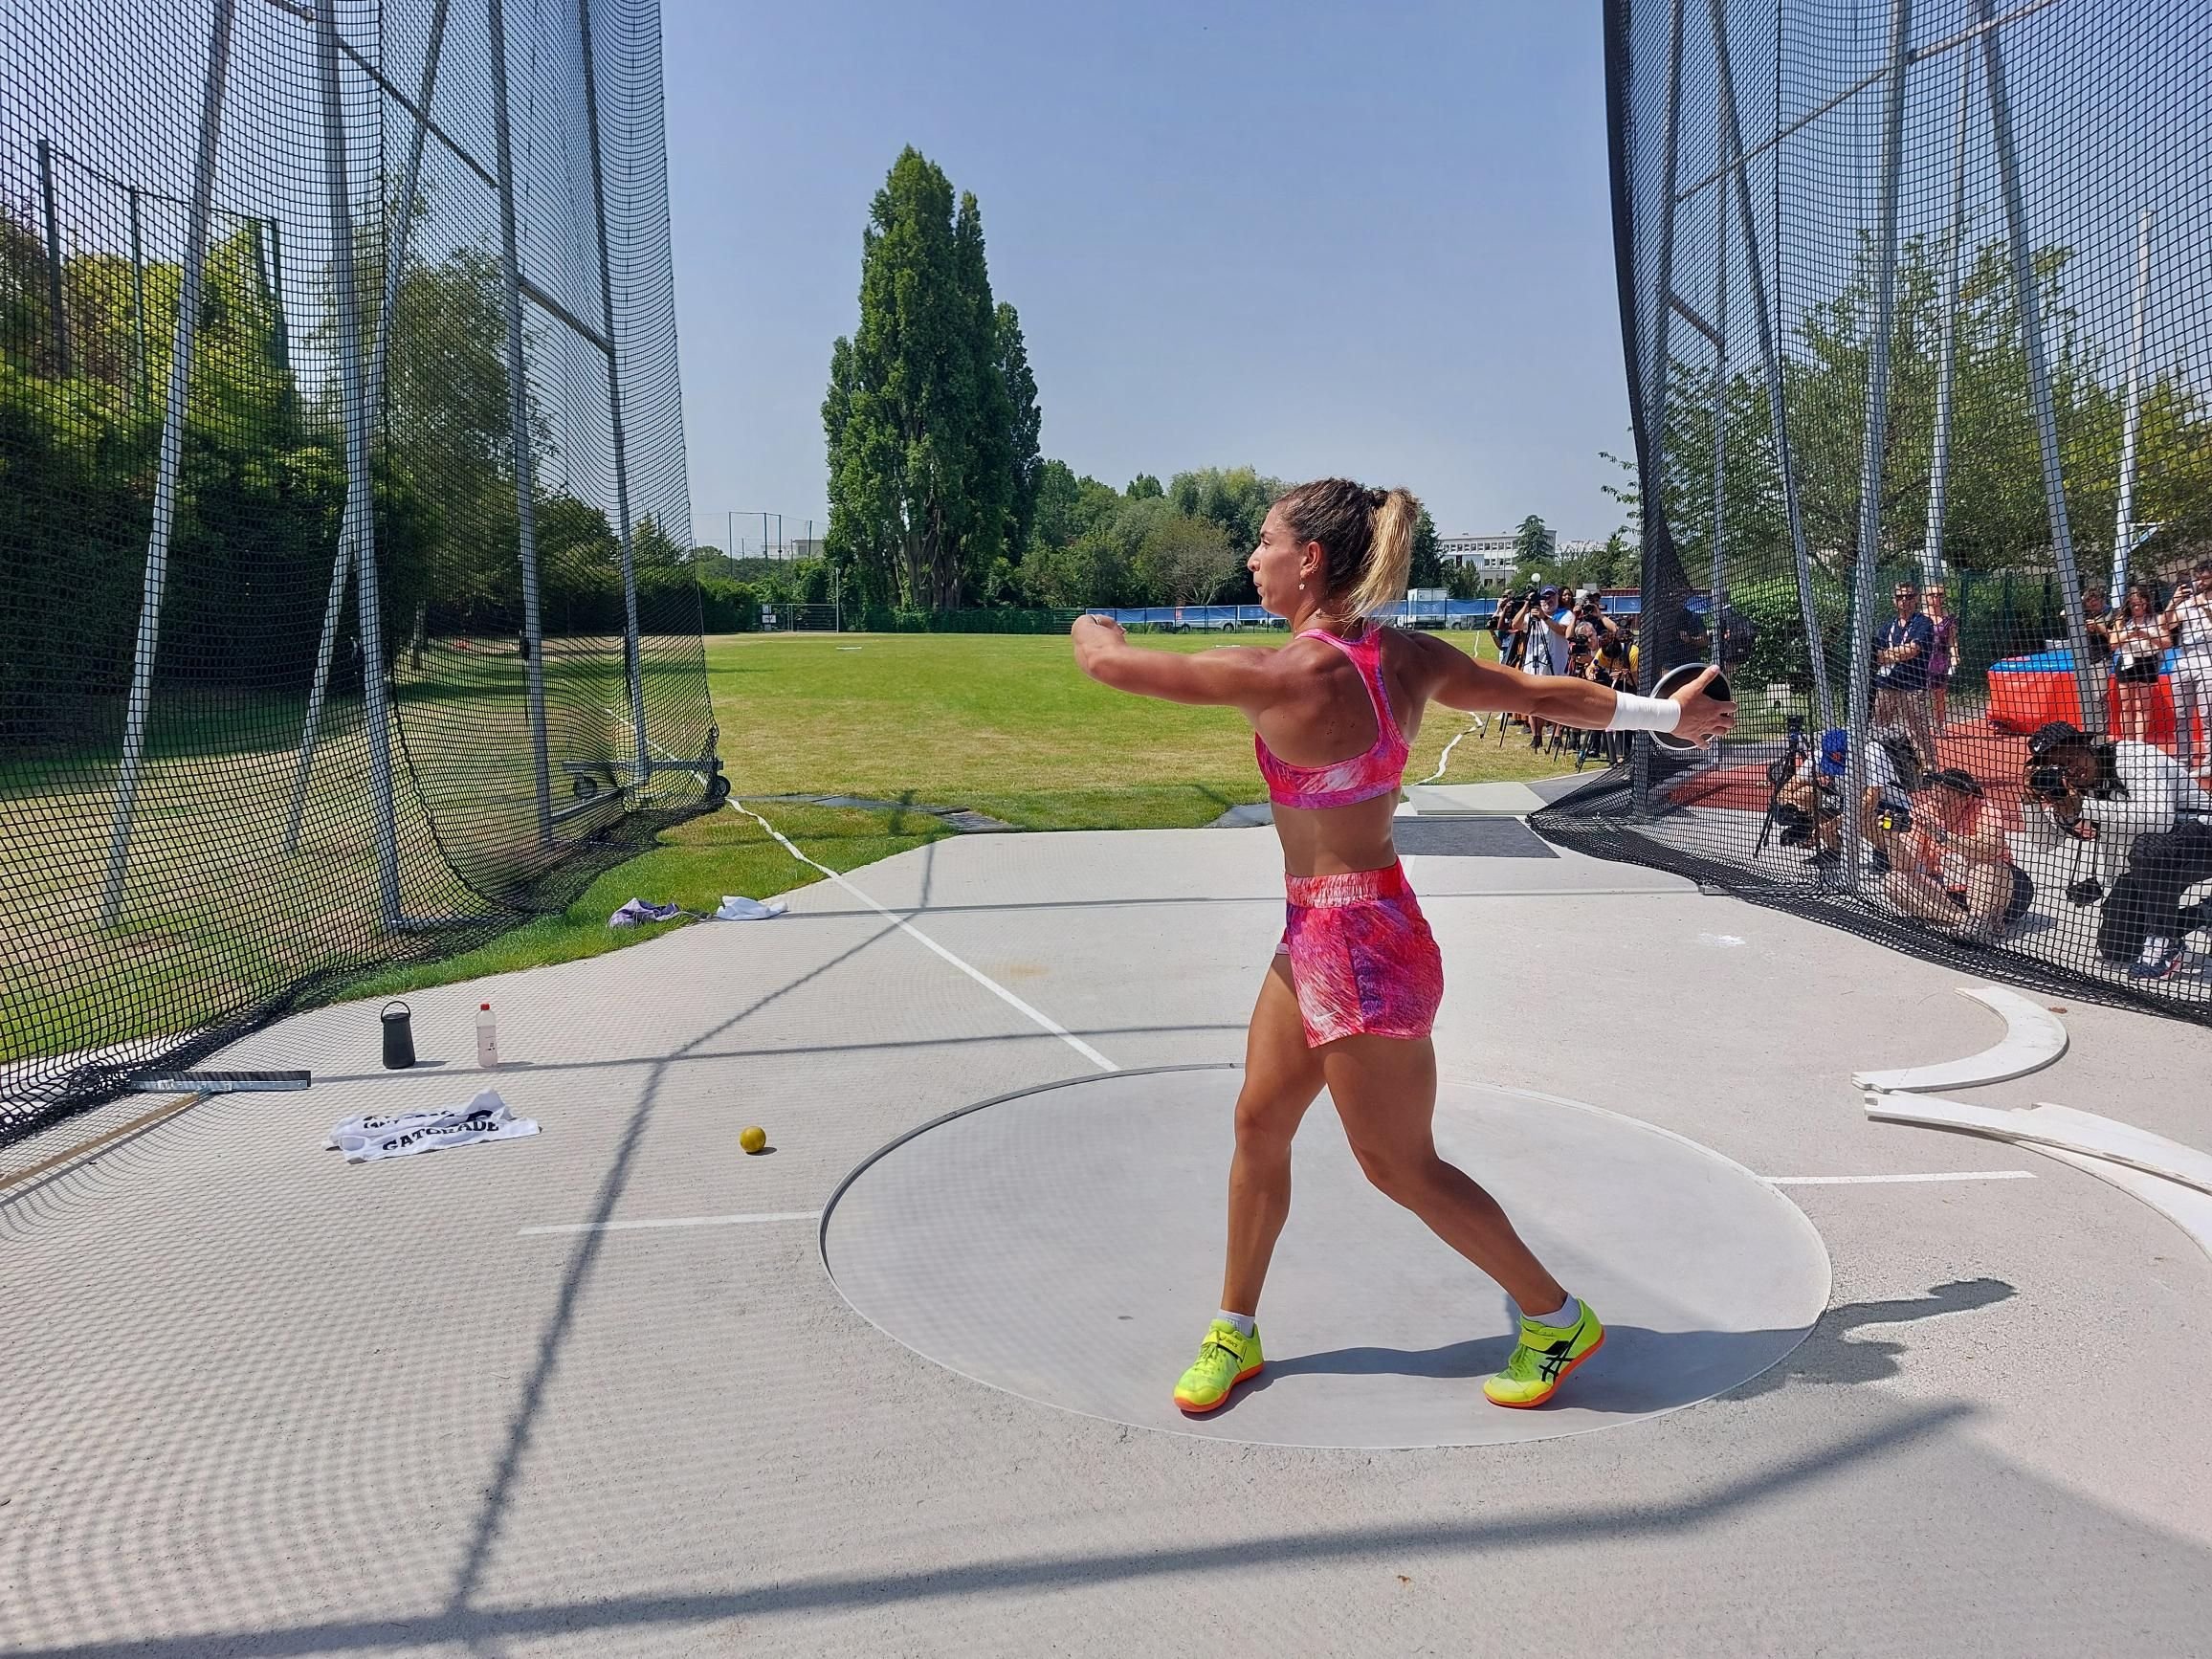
[824,148,1039,610]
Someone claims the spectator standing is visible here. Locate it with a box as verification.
[1923,582,1958,732]
[2080,586,2114,665]
[2162,561,2212,781]
[1520,585,1573,749]
[1873,580,1939,768]
[2110,585,2168,744]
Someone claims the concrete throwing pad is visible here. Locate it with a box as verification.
[822,1065,1830,1448]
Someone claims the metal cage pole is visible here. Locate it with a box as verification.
[35,138,71,376]
[1707,0,1832,727]
[1706,75,1729,670]
[127,187,150,409]
[577,0,649,785]
[1980,0,2100,730]
[1922,45,1974,587]
[1840,0,1913,896]
[1633,0,1690,817]
[488,0,555,846]
[2111,208,2156,598]
[313,0,402,928]
[100,0,236,928]
[263,217,291,375]
[286,0,449,857]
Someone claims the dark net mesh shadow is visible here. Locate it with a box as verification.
[0,0,719,1139]
[1545,0,2212,1026]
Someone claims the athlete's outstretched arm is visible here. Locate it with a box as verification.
[1072,614,1277,710]
[1418,635,1735,742]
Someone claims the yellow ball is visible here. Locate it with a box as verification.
[739,1125,767,1155]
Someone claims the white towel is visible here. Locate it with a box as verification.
[714,895,786,920]
[328,1090,540,1162]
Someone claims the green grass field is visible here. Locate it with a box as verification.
[5,630,1583,1049]
[345,628,1582,996]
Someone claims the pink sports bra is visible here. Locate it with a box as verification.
[1255,625,1411,810]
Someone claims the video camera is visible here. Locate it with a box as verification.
[2025,763,2073,804]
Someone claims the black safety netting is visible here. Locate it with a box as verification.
[1540,0,2212,1025]
[0,0,719,1139]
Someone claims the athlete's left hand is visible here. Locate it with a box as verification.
[1670,665,1736,745]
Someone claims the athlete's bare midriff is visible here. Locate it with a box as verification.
[1265,630,1438,878]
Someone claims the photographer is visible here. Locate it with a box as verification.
[2022,720,2212,981]
[1880,768,2031,943]
[1519,585,1573,748]
[1772,727,1917,869]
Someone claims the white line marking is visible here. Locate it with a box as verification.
[730,802,1118,1073]
[520,1210,820,1236]
[1762,1170,2036,1186]
[1417,719,1485,784]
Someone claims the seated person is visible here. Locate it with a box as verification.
[1879,768,2032,942]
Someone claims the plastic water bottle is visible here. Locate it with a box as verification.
[476,1002,499,1070]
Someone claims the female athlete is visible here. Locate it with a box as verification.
[1071,479,1733,1414]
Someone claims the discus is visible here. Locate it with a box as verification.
[1648,662,1733,752]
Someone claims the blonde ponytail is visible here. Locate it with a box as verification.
[1273,478,1425,619]
[1346,488,1417,617]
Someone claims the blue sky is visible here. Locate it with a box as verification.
[660,1,1632,550]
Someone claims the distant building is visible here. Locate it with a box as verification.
[1436,531,1541,589]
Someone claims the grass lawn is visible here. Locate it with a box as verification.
[4,630,1586,1050]
[707,629,1572,827]
[338,628,1584,999]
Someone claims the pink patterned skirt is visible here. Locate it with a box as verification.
[1274,862,1444,1046]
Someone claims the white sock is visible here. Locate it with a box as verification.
[1215,1310,1255,1337]
[1521,1294,1580,1331]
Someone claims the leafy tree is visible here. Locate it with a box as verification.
[1167,466,1276,551]
[1408,505,1443,589]
[995,302,1042,562]
[1126,472,1163,499]
[1515,514,1553,566]
[1029,458,1119,552]
[1134,513,1241,605]
[1019,528,1136,607]
[823,148,1035,610]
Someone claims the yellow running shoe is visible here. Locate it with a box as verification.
[1173,1319,1264,1415]
[1483,1300,1604,1408]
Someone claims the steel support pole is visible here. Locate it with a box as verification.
[127,187,150,409]
[286,0,449,856]
[263,218,291,374]
[1923,45,1974,588]
[308,0,402,926]
[2111,208,2155,598]
[577,0,648,785]
[101,0,235,928]
[1633,0,1690,817]
[488,0,554,845]
[36,138,71,376]
[1980,0,2100,730]
[1841,0,1913,895]
[1706,83,1729,670]
[1708,0,1833,726]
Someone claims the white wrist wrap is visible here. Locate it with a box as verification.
[1606,693,1683,734]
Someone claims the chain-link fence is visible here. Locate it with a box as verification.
[1540,0,2212,1022]
[0,0,718,1138]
